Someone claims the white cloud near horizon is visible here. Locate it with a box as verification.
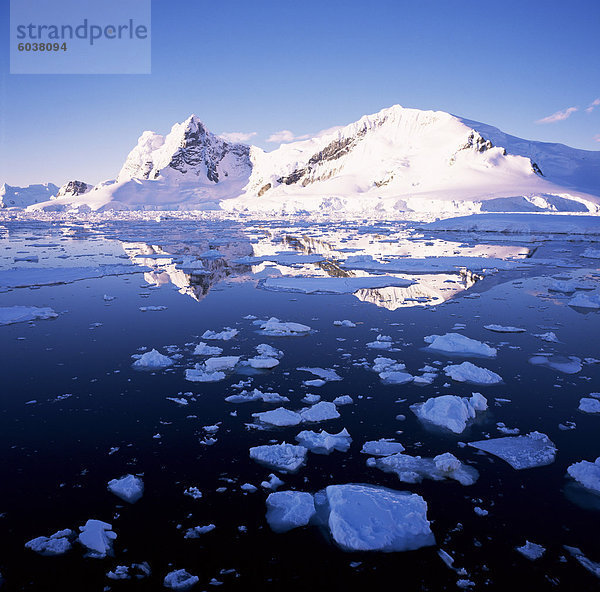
[219,131,257,143]
[536,106,578,124]
[266,130,311,143]
[585,98,600,114]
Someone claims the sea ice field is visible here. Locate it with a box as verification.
[1,213,600,591]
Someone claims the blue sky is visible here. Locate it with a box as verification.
[1,0,599,187]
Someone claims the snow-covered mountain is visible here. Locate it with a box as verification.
[25,106,600,214]
[1,183,59,208]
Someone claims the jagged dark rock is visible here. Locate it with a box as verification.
[56,180,91,197]
[258,183,271,196]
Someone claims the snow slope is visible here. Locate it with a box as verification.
[25,105,600,214]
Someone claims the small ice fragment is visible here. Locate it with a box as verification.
[107,474,144,503]
[132,349,173,369]
[184,524,216,539]
[297,367,342,381]
[241,483,258,493]
[564,545,600,578]
[139,306,167,312]
[334,320,356,327]
[261,473,284,490]
[184,487,203,499]
[469,432,557,469]
[266,491,316,533]
[516,541,546,560]
[333,395,353,406]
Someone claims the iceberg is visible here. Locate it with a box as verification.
[132,349,173,369]
[265,491,316,533]
[412,393,487,434]
[469,432,557,469]
[424,333,497,357]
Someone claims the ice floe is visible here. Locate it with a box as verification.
[425,333,496,357]
[567,458,600,494]
[78,519,117,558]
[192,342,223,356]
[202,327,238,340]
[484,324,526,333]
[163,569,199,590]
[333,395,353,406]
[225,388,289,404]
[569,292,600,309]
[334,320,356,327]
[132,349,174,369]
[25,529,73,556]
[564,546,600,579]
[444,362,502,385]
[107,474,144,503]
[256,317,311,336]
[265,491,316,532]
[361,439,405,456]
[469,432,557,469]
[252,407,303,427]
[579,397,600,414]
[299,401,340,422]
[248,356,280,369]
[319,484,435,552]
[516,541,546,560]
[295,429,352,454]
[529,354,582,374]
[370,452,479,485]
[0,306,58,326]
[297,367,342,382]
[411,393,487,433]
[249,443,308,472]
[184,524,216,538]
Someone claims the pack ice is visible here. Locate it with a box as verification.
[424,333,497,357]
[469,432,557,469]
[0,306,58,326]
[411,393,488,433]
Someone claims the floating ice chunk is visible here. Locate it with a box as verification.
[107,474,144,503]
[444,362,502,385]
[261,473,285,490]
[301,394,321,404]
[569,292,600,309]
[266,491,316,533]
[297,367,342,381]
[258,317,311,336]
[139,305,167,312]
[256,343,284,358]
[322,484,435,552]
[202,327,238,340]
[361,439,405,456]
[564,546,600,579]
[249,443,308,473]
[103,294,115,301]
[372,452,478,485]
[295,429,352,454]
[25,529,73,556]
[579,398,600,414]
[164,569,199,590]
[183,487,202,499]
[496,422,520,435]
[184,524,216,538]
[529,355,582,374]
[567,458,600,494]
[107,562,150,580]
[367,335,394,350]
[469,432,557,469]
[536,332,559,343]
[373,357,405,373]
[185,365,226,382]
[300,401,340,423]
[334,320,356,327]
[252,407,303,427]
[167,397,188,406]
[248,357,280,369]
[303,379,326,387]
[333,395,353,406]
[411,394,487,433]
[516,541,546,560]
[78,519,117,558]
[484,324,526,333]
[241,483,258,493]
[0,306,58,326]
[226,388,289,404]
[379,371,414,385]
[582,248,600,259]
[203,356,240,372]
[424,333,496,358]
[193,342,223,356]
[132,349,173,369]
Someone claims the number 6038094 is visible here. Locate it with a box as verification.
[18,42,67,51]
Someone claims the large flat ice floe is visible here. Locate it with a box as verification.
[529,354,582,374]
[319,484,435,552]
[444,362,502,385]
[0,306,58,326]
[0,264,149,289]
[411,393,487,433]
[484,324,526,333]
[259,276,414,294]
[469,432,557,469]
[265,491,316,533]
[567,458,600,494]
[256,317,311,336]
[369,452,479,485]
[249,443,308,473]
[424,333,497,357]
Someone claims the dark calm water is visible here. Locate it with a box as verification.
[0,219,599,591]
